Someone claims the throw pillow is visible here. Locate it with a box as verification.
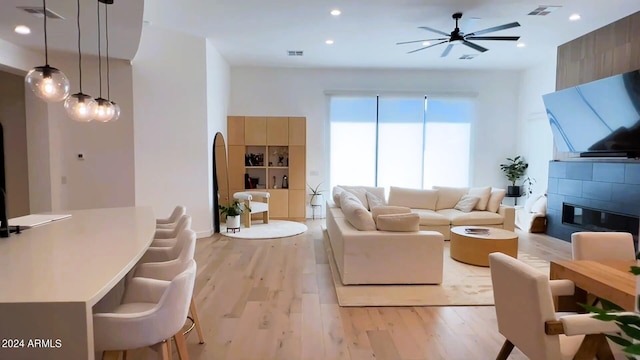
[370,206,411,225]
[433,186,469,210]
[366,191,385,208]
[376,213,420,232]
[468,186,492,211]
[332,186,344,207]
[341,194,376,231]
[338,185,369,209]
[524,193,544,214]
[487,188,507,213]
[388,186,438,210]
[454,195,480,213]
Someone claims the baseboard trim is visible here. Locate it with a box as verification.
[196,228,213,238]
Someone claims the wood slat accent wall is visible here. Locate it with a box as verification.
[556,11,640,90]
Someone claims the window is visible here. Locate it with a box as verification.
[329,94,474,190]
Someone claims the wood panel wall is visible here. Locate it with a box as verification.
[556,11,640,90]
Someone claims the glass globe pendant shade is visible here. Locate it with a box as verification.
[94,98,115,122]
[64,93,97,122]
[109,101,120,121]
[25,65,70,102]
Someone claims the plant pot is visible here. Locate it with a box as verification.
[310,194,323,206]
[507,185,521,197]
[226,215,240,229]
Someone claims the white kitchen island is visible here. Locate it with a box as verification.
[0,207,156,360]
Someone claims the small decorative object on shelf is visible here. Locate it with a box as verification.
[282,175,288,189]
[272,175,277,189]
[272,147,288,167]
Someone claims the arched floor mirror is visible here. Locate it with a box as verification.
[212,132,230,233]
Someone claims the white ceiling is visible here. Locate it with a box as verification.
[1,0,639,70]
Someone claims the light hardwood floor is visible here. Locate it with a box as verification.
[127,220,572,360]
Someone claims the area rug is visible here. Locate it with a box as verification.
[221,220,308,239]
[322,229,549,307]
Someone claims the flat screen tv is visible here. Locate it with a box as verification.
[542,69,640,157]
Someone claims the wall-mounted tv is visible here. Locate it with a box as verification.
[542,69,640,157]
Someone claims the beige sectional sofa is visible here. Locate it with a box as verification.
[325,185,516,285]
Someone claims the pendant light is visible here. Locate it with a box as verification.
[64,0,97,122]
[104,0,120,121]
[24,0,70,102]
[93,0,114,122]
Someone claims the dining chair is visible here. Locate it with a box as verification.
[156,206,187,230]
[571,231,635,261]
[233,191,269,228]
[94,260,197,360]
[489,252,626,360]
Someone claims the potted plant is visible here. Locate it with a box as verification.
[308,183,325,206]
[500,156,529,197]
[218,200,248,229]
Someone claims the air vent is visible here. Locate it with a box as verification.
[528,5,562,16]
[17,6,65,20]
[287,50,304,57]
[459,54,477,60]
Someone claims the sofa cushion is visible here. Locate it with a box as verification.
[388,186,438,210]
[454,195,480,213]
[410,209,450,226]
[433,186,469,210]
[487,188,507,213]
[340,192,376,231]
[468,186,492,211]
[366,191,386,208]
[332,186,344,207]
[371,206,411,225]
[437,209,504,226]
[376,213,420,232]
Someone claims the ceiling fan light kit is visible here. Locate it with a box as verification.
[398,12,521,58]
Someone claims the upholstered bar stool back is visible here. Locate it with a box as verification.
[156,206,187,229]
[153,214,191,247]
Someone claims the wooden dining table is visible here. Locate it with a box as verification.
[549,260,638,359]
[550,259,637,312]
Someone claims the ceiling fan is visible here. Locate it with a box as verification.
[397,12,521,57]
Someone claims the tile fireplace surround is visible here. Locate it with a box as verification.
[547,160,640,242]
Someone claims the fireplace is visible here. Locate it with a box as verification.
[562,203,639,243]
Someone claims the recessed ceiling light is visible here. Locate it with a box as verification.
[14,25,31,35]
[330,9,341,16]
[569,13,581,21]
[325,39,334,45]
[517,43,526,48]
[422,41,431,46]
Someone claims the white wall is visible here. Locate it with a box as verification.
[206,40,231,218]
[516,56,557,195]
[132,25,213,236]
[230,67,521,214]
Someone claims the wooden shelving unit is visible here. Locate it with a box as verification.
[228,116,306,220]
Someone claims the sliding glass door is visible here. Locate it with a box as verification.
[329,94,474,190]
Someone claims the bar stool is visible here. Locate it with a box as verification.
[153,215,191,247]
[156,206,187,230]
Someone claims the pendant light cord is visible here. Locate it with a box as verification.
[43,0,49,65]
[76,0,83,93]
[105,3,111,100]
[97,0,102,97]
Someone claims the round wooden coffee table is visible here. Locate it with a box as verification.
[450,226,518,267]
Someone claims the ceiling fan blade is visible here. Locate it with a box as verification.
[465,36,520,41]
[418,26,450,37]
[396,38,448,45]
[441,44,454,57]
[467,22,520,36]
[462,40,488,53]
[407,40,449,54]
